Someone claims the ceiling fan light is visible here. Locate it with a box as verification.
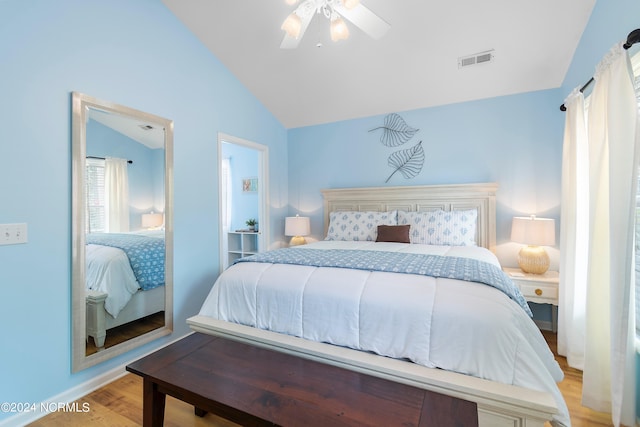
[330,16,349,41]
[285,0,298,4]
[341,0,360,10]
[281,12,302,39]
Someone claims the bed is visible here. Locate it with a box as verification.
[85,230,165,348]
[187,183,569,427]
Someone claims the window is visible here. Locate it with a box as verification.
[86,158,105,233]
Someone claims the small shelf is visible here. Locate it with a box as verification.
[227,231,259,267]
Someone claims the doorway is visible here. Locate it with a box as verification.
[218,133,269,271]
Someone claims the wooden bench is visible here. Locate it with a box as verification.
[126,332,479,426]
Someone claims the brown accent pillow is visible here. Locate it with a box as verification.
[376,225,410,243]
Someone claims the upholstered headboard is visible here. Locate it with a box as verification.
[320,183,497,251]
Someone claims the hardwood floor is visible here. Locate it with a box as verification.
[85,312,165,356]
[28,374,240,427]
[30,331,615,427]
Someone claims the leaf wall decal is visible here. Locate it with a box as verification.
[369,113,419,147]
[385,141,425,183]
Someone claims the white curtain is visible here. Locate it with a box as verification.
[559,43,638,426]
[104,157,130,233]
[558,88,589,370]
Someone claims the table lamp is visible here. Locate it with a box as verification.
[141,212,164,229]
[510,215,555,274]
[285,215,310,246]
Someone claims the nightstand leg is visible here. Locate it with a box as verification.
[551,305,558,333]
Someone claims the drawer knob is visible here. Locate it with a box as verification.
[535,288,543,296]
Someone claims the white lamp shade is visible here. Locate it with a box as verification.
[342,0,360,9]
[510,216,555,246]
[330,16,349,41]
[142,212,164,229]
[281,12,302,39]
[285,216,310,237]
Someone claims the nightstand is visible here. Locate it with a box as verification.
[503,267,559,332]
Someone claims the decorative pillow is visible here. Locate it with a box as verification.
[376,225,410,243]
[325,211,397,241]
[398,209,477,246]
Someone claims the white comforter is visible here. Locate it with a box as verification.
[86,244,139,318]
[199,241,569,426]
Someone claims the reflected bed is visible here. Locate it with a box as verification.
[85,231,165,348]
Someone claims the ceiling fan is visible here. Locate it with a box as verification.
[280,0,390,49]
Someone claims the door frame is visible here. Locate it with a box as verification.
[218,132,269,272]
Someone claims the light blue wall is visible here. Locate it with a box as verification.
[288,90,564,251]
[222,142,260,231]
[561,0,640,94]
[0,0,287,422]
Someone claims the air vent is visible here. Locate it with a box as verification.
[458,50,495,69]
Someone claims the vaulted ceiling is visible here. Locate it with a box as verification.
[162,0,595,129]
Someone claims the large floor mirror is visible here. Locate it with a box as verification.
[71,92,173,372]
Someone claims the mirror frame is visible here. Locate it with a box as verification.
[71,92,174,372]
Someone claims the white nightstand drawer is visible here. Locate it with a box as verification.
[503,267,559,332]
[519,283,558,301]
[503,267,559,306]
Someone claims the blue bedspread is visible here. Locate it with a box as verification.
[236,248,532,316]
[87,233,165,290]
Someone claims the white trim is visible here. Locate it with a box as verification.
[71,92,175,372]
[217,132,269,273]
[0,332,191,427]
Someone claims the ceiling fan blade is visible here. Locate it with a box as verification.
[280,6,314,49]
[333,2,390,40]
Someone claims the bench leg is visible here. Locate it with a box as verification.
[194,407,208,417]
[143,378,166,427]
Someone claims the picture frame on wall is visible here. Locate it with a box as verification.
[242,177,258,193]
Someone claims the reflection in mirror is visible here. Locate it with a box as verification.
[72,92,173,372]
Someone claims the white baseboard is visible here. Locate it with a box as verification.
[0,332,191,427]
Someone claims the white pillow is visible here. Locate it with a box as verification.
[325,211,397,241]
[398,209,477,246]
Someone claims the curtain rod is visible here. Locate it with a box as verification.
[87,155,133,164]
[559,28,640,111]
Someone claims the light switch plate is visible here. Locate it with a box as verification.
[0,223,28,245]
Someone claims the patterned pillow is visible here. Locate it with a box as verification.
[398,209,477,246]
[325,211,397,241]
